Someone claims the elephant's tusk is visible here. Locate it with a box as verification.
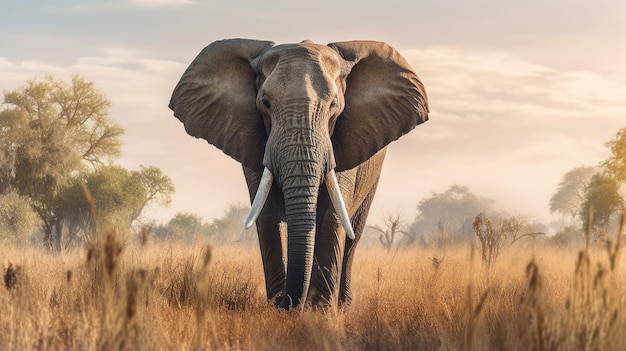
[245,167,274,229]
[325,170,356,240]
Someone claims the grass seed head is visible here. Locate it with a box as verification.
[4,263,20,290]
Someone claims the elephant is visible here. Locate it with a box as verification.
[169,39,429,309]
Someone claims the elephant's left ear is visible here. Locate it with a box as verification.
[328,41,429,171]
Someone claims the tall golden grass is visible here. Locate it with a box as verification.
[1,217,625,350]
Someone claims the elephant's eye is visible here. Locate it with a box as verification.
[262,96,271,109]
[330,98,338,109]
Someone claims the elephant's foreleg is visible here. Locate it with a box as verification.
[308,188,345,307]
[243,166,286,304]
[256,210,286,303]
[339,181,378,306]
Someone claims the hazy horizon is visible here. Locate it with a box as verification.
[2,1,625,230]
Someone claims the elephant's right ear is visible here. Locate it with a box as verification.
[169,39,274,172]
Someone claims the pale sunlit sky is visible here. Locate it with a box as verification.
[1,1,625,230]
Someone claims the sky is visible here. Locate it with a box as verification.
[1,1,625,230]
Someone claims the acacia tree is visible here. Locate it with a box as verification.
[164,212,210,243]
[207,203,250,243]
[473,213,540,266]
[136,165,176,210]
[0,75,124,249]
[549,166,597,221]
[473,213,503,267]
[0,191,40,244]
[408,185,494,246]
[581,173,624,234]
[369,213,406,250]
[602,127,626,184]
[576,128,626,238]
[154,204,251,243]
[56,165,173,247]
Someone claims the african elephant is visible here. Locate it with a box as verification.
[169,39,429,309]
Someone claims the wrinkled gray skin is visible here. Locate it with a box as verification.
[169,39,429,309]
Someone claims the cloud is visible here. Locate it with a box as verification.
[131,0,194,7]
[398,47,626,158]
[404,48,626,121]
[70,0,193,11]
[0,58,66,84]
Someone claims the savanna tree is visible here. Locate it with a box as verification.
[155,204,250,244]
[56,165,174,246]
[0,75,124,249]
[368,213,406,250]
[602,127,626,184]
[549,166,597,222]
[576,127,626,241]
[581,173,624,236]
[473,213,503,267]
[473,213,540,266]
[136,165,176,210]
[163,212,210,243]
[207,203,251,243]
[408,185,494,246]
[0,191,40,244]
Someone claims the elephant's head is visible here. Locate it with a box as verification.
[169,39,428,308]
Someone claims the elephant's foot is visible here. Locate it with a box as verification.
[269,292,283,307]
[338,288,353,307]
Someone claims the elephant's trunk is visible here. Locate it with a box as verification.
[280,170,320,308]
[274,137,326,309]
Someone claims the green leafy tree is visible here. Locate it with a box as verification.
[549,166,597,221]
[0,75,124,249]
[136,165,175,209]
[0,191,41,244]
[602,127,626,183]
[157,204,251,243]
[57,165,175,246]
[549,225,584,249]
[59,166,146,242]
[207,203,249,242]
[165,212,210,242]
[581,173,624,233]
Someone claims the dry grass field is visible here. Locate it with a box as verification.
[2,228,626,350]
